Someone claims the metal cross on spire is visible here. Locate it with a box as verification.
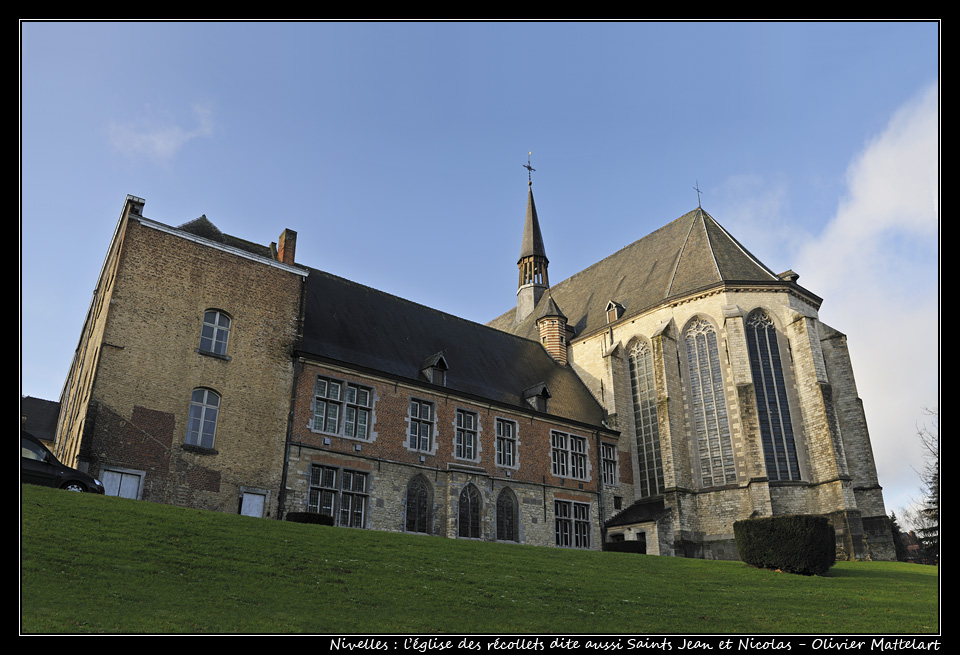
[693,180,703,209]
[523,151,536,185]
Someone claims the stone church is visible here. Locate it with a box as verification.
[51,184,894,561]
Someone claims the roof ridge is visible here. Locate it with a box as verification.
[306,266,554,350]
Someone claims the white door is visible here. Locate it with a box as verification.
[102,469,142,499]
[240,492,266,517]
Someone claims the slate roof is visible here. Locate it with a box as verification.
[488,207,821,340]
[605,497,670,528]
[178,215,274,259]
[21,396,60,444]
[519,186,547,261]
[297,268,610,429]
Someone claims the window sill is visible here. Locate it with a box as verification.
[196,349,231,362]
[182,443,218,455]
[448,462,484,473]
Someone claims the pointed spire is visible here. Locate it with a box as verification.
[519,184,548,262]
[516,156,551,323]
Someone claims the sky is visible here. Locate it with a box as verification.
[20,21,939,519]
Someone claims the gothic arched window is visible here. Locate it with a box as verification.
[745,310,800,481]
[684,319,736,487]
[405,476,431,533]
[629,340,663,497]
[458,484,481,538]
[496,488,518,542]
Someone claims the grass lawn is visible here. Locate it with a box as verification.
[20,485,939,634]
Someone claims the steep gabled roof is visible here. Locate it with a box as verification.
[298,268,609,428]
[489,208,817,340]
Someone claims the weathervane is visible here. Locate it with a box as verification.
[523,151,536,185]
[693,180,703,209]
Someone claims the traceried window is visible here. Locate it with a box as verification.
[552,431,587,480]
[496,488,518,542]
[312,377,372,439]
[455,409,478,460]
[308,465,368,528]
[629,340,664,497]
[555,500,590,549]
[199,310,231,356]
[405,476,432,533]
[409,399,435,452]
[495,418,518,468]
[458,484,481,538]
[684,319,737,487]
[601,442,618,486]
[186,388,219,449]
[745,310,801,481]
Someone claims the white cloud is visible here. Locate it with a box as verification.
[108,104,214,163]
[793,84,939,512]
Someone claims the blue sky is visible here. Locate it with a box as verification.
[20,21,938,518]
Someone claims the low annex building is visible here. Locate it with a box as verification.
[53,186,895,560]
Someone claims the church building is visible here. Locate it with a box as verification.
[51,181,895,561]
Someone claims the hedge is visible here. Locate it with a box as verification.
[734,514,835,575]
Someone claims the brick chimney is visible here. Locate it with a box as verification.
[277,228,297,264]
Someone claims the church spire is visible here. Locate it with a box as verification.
[516,154,549,322]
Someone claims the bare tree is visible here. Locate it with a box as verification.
[914,408,939,564]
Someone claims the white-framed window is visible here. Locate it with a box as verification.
[555,500,590,549]
[495,418,518,468]
[186,388,220,449]
[551,430,588,480]
[601,442,618,486]
[199,309,231,356]
[308,465,368,528]
[312,376,372,439]
[551,431,568,477]
[455,409,478,460]
[409,399,435,452]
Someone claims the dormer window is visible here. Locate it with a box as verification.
[605,301,624,324]
[420,352,449,387]
[523,383,551,413]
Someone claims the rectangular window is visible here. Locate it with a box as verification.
[455,409,478,460]
[495,419,517,467]
[309,465,368,528]
[551,431,568,477]
[313,377,372,439]
[601,442,618,486]
[409,399,434,452]
[551,430,588,480]
[555,500,590,549]
[570,436,587,479]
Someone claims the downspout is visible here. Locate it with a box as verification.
[278,274,308,520]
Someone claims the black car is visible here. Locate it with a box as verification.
[21,432,105,493]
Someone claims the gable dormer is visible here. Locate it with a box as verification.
[605,300,625,324]
[420,352,449,386]
[522,382,551,413]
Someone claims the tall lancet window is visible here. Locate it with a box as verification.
[745,310,800,481]
[629,341,663,497]
[684,319,737,487]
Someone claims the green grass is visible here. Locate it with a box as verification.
[20,485,938,634]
